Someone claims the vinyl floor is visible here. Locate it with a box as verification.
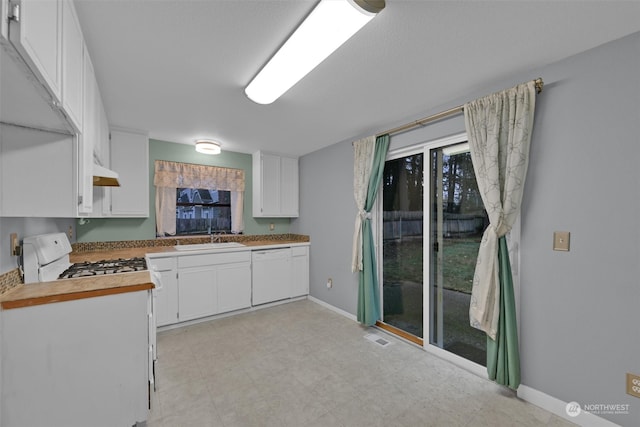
[147,299,576,427]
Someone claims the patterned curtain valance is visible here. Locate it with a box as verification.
[153,160,245,192]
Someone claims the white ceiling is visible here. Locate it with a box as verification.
[73,0,640,157]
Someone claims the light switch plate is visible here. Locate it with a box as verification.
[553,231,570,251]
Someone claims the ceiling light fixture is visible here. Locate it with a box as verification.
[195,139,222,155]
[245,0,385,105]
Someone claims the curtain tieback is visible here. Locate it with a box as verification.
[359,210,372,221]
[492,220,511,238]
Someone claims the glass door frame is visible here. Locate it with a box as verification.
[374,131,522,378]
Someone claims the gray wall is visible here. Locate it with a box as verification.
[292,31,640,426]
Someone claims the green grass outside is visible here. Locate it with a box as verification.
[383,237,479,293]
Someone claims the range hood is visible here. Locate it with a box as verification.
[93,164,120,187]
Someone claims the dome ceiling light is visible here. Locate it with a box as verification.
[195,139,222,155]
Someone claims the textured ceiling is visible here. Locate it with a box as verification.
[73,0,640,156]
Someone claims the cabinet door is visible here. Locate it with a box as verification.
[155,269,178,327]
[61,0,83,132]
[9,0,62,102]
[280,156,299,217]
[109,129,149,217]
[258,153,281,216]
[291,247,309,298]
[252,152,299,218]
[178,266,217,321]
[217,262,251,314]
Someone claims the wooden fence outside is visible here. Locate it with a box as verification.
[383,211,486,240]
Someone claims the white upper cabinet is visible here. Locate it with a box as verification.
[1,0,101,137]
[252,151,299,217]
[108,128,149,217]
[61,0,83,132]
[8,0,63,105]
[280,156,299,216]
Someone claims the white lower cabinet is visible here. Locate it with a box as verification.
[149,244,308,328]
[176,251,251,324]
[1,291,149,427]
[178,263,218,322]
[291,246,310,298]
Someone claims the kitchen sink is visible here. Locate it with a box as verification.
[173,242,245,251]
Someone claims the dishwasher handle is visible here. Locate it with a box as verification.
[252,249,291,260]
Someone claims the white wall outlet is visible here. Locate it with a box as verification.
[269,223,275,231]
[327,278,333,289]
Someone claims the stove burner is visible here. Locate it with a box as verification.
[58,257,147,279]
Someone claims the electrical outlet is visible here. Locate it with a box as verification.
[10,233,18,256]
[68,226,73,240]
[269,223,275,231]
[627,373,640,398]
[327,278,333,289]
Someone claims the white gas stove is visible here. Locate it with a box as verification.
[22,232,146,283]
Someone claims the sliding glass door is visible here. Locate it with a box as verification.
[381,152,425,339]
[381,137,488,366]
[428,142,487,365]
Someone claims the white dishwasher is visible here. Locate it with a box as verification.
[252,248,292,305]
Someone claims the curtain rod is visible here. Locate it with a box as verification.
[372,78,543,139]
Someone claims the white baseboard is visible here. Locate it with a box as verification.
[517,385,621,427]
[307,295,357,322]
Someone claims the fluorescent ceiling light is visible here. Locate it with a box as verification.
[195,139,222,155]
[245,0,385,105]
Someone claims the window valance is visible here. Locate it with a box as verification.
[153,160,245,191]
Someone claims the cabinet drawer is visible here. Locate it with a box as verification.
[147,257,176,272]
[291,246,308,257]
[178,251,250,268]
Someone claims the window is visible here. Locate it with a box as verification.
[175,188,232,235]
[154,160,245,237]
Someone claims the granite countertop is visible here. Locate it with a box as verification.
[70,239,308,263]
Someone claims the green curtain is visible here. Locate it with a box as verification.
[357,134,390,325]
[486,236,521,389]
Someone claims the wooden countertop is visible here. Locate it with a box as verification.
[0,271,153,310]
